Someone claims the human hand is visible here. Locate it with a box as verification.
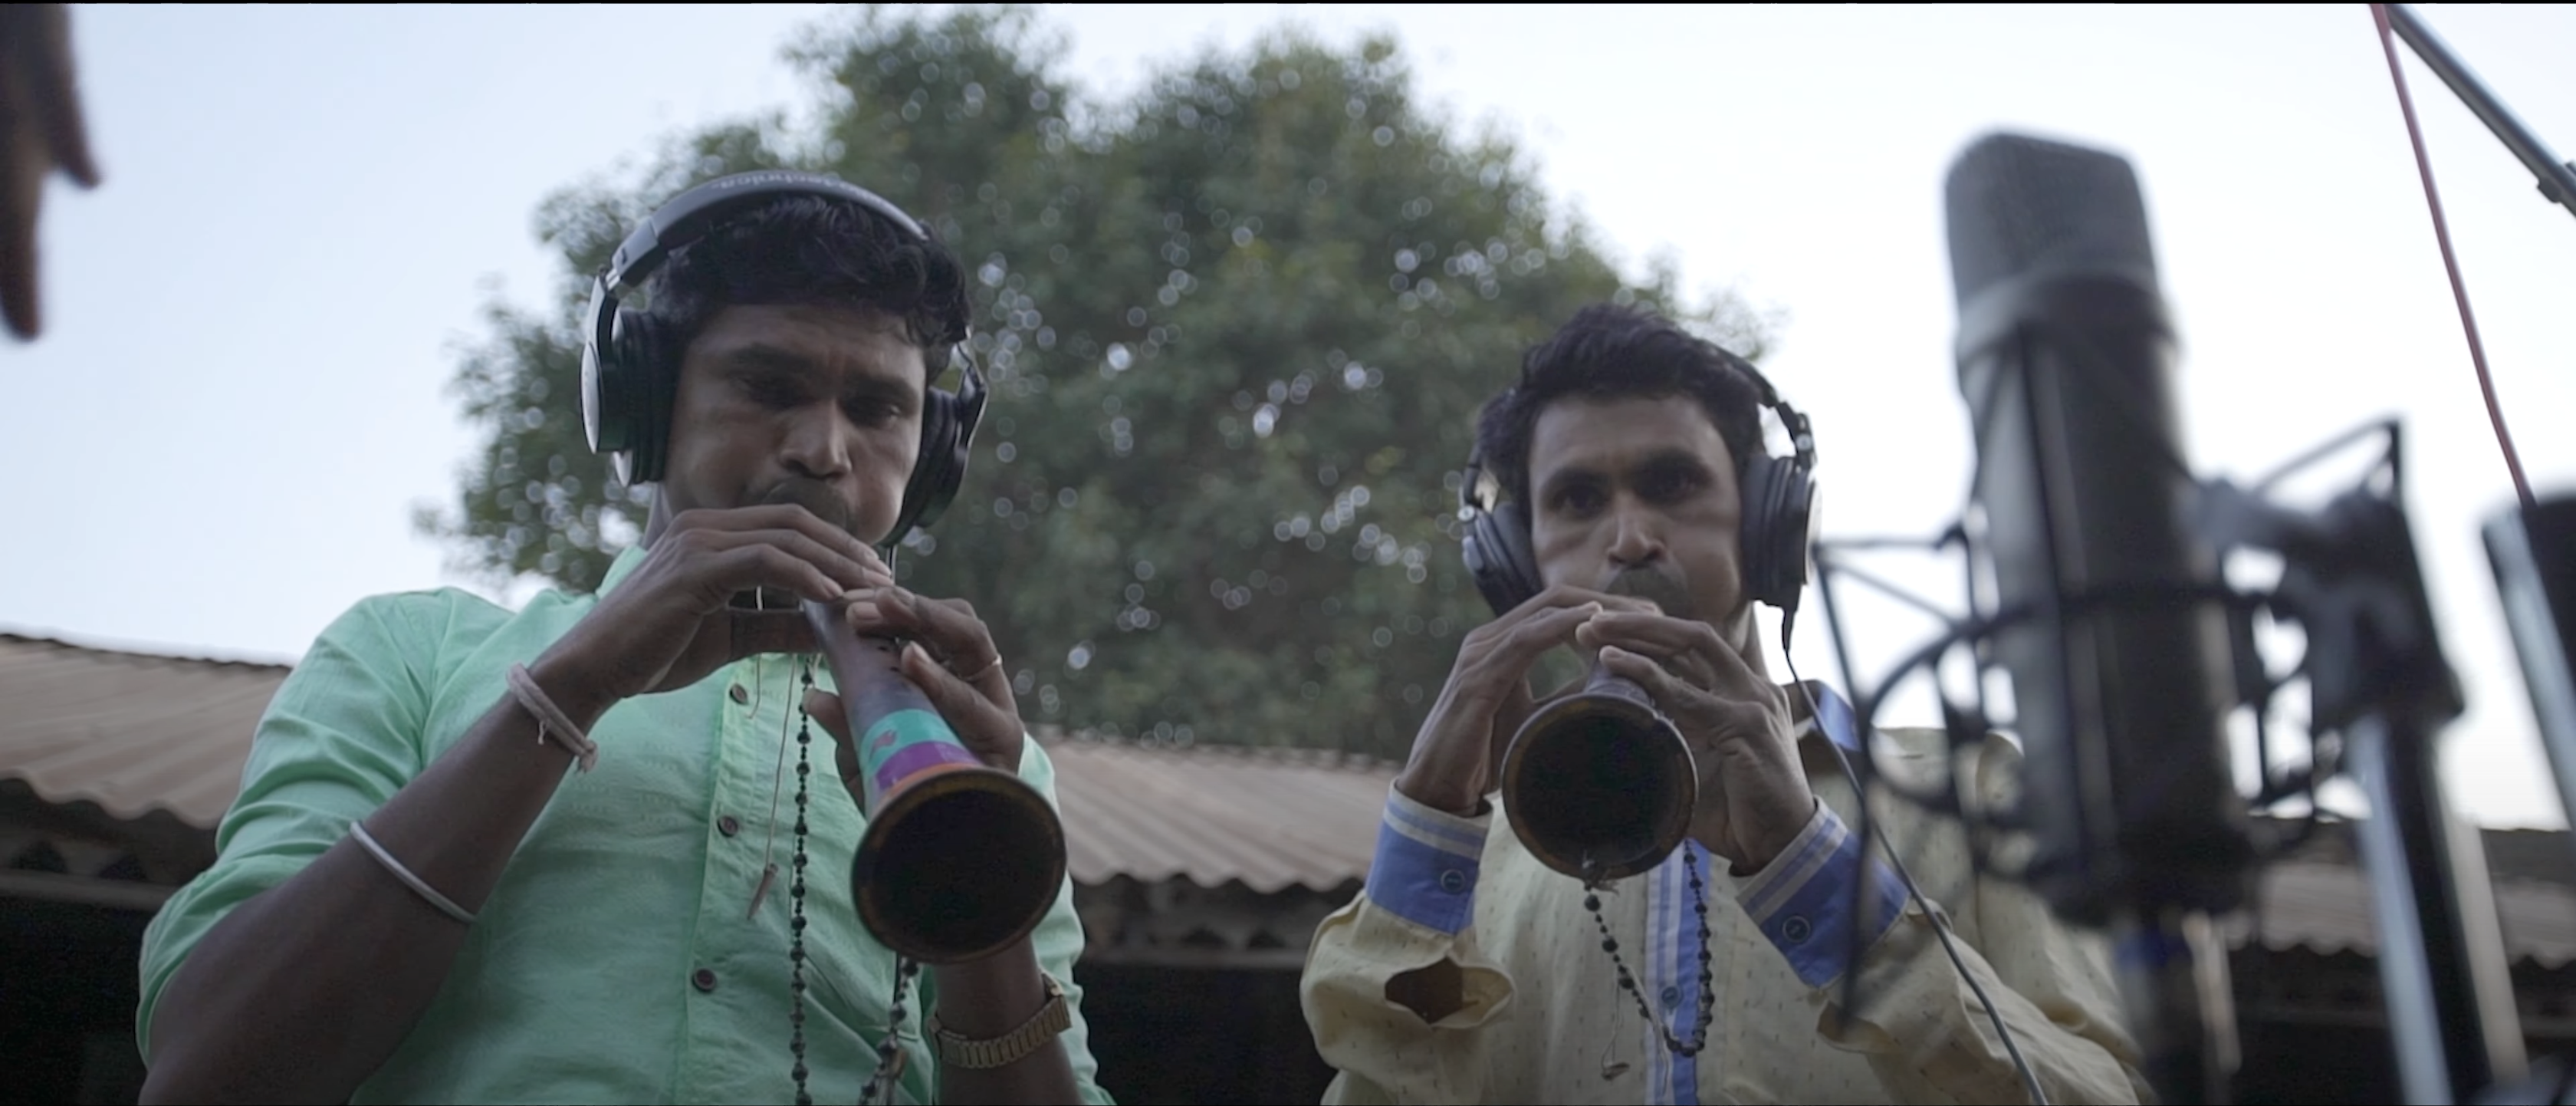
[2,3,101,341]
[533,502,894,717]
[802,585,1025,781]
[1576,608,1814,873]
[1395,584,1661,817]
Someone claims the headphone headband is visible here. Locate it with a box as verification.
[1717,349,1817,479]
[600,173,928,298]
[585,173,938,394]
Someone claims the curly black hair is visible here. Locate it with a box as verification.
[1474,303,1767,509]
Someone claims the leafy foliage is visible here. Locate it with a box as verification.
[420,4,1771,757]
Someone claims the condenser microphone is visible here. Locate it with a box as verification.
[1944,132,2252,928]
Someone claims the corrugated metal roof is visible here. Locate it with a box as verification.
[5,628,2572,966]
[1045,736,1391,893]
[0,632,285,828]
[2227,861,2576,969]
[0,629,1392,893]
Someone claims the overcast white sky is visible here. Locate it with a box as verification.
[4,4,2571,828]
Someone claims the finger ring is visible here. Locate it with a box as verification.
[956,653,1004,681]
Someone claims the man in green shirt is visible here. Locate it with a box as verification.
[134,173,1113,1105]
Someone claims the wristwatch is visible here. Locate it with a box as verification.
[928,973,1071,1070]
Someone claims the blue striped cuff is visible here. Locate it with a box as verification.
[1805,682,1862,752]
[1736,803,1909,987]
[1362,788,1489,934]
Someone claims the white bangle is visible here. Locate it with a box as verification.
[508,663,599,772]
[349,821,477,926]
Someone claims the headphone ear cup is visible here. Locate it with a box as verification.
[1769,460,1815,610]
[613,311,673,486]
[891,390,963,544]
[1740,453,1785,609]
[585,306,649,485]
[1740,452,1815,611]
[1462,500,1545,617]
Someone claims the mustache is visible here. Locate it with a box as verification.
[1605,567,1696,620]
[758,479,856,534]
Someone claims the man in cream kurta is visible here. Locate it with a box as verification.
[1300,303,2151,1104]
[1301,686,2153,1104]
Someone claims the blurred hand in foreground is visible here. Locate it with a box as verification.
[2,3,101,342]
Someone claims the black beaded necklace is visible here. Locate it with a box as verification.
[787,657,918,1106]
[1580,846,1717,1059]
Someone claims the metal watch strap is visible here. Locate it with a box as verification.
[928,973,1070,1071]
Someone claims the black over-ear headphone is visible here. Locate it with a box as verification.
[580,170,987,545]
[1458,348,1818,620]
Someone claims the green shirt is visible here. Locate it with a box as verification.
[136,547,1112,1104]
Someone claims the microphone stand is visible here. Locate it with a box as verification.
[2485,499,2576,882]
[2200,466,2526,1104]
[1818,461,2539,1103]
[2380,4,2576,224]
[2371,7,2570,1094]
[2480,496,2576,1105]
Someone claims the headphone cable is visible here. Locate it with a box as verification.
[1781,614,2050,1105]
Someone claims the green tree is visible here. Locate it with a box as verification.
[419,4,1772,759]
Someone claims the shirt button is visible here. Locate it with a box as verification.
[1438,869,1467,894]
[718,815,742,838]
[729,683,750,705]
[1783,915,1813,944]
[692,968,718,992]
[1659,984,1681,1009]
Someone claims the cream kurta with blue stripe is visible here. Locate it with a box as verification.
[1301,687,2154,1104]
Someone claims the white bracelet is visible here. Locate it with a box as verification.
[508,663,599,772]
[349,821,477,926]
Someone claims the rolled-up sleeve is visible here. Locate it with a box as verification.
[1300,788,1516,1105]
[135,594,439,1060]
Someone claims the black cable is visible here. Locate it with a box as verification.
[1810,557,1982,815]
[1781,614,2050,1105]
